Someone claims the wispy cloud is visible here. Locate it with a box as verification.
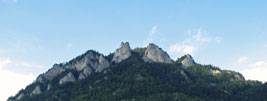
[65,43,73,49]
[0,57,35,101]
[151,25,158,34]
[237,57,249,63]
[168,28,221,59]
[143,25,158,46]
[241,61,267,82]
[0,57,11,68]
[0,58,11,68]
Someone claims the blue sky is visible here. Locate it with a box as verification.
[1,0,267,100]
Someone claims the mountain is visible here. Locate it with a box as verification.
[8,42,267,101]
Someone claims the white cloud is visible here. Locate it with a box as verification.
[65,43,73,49]
[241,61,267,82]
[168,44,195,56]
[237,57,249,63]
[0,58,35,101]
[143,25,158,46]
[183,46,195,54]
[151,25,158,34]
[168,28,221,59]
[0,57,11,68]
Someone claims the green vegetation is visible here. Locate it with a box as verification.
[133,47,147,56]
[8,52,267,101]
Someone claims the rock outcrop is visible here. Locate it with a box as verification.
[209,69,221,75]
[43,64,65,81]
[95,55,110,72]
[181,54,195,68]
[230,73,245,81]
[142,43,172,63]
[59,72,76,85]
[31,85,42,95]
[66,51,110,73]
[112,42,132,63]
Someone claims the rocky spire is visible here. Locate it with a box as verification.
[142,43,172,63]
[112,42,132,63]
[181,54,195,68]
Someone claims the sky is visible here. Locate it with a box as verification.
[1,0,267,100]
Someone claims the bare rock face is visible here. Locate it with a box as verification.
[59,72,76,85]
[95,55,110,72]
[181,54,195,68]
[209,69,222,75]
[34,50,110,84]
[31,85,42,96]
[43,64,65,81]
[112,42,132,63]
[142,43,172,63]
[66,51,110,73]
[230,73,245,81]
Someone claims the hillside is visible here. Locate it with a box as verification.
[8,42,267,101]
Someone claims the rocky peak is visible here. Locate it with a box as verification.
[181,54,195,68]
[95,55,110,72]
[66,50,110,72]
[142,43,172,63]
[112,42,132,63]
[59,72,76,85]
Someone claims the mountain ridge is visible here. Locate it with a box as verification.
[8,42,267,101]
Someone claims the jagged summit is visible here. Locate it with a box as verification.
[112,42,132,63]
[181,54,195,68]
[9,42,254,101]
[142,43,173,63]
